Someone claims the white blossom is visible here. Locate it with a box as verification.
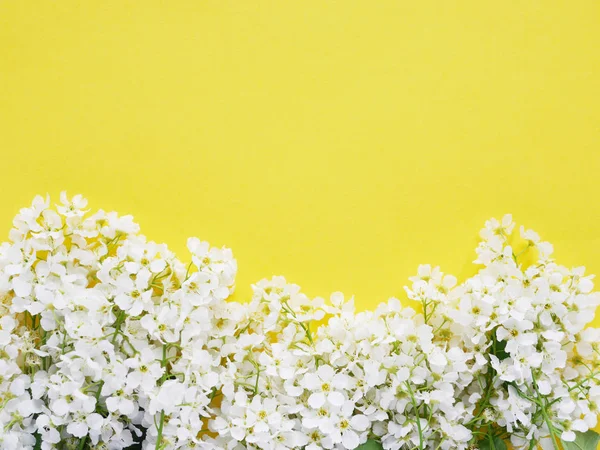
[0,195,598,450]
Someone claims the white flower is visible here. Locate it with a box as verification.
[125,348,164,392]
[67,412,104,438]
[149,379,186,415]
[35,414,61,445]
[303,365,348,408]
[1,196,598,450]
[0,315,16,346]
[326,410,370,449]
[106,388,136,416]
[58,192,89,217]
[520,225,554,260]
[496,318,537,353]
[113,265,153,316]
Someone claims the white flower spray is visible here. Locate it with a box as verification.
[0,195,598,450]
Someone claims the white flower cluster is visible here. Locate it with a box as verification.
[0,194,598,450]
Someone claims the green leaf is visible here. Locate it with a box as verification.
[478,436,507,450]
[491,337,510,361]
[356,439,384,450]
[562,430,600,450]
[33,433,42,450]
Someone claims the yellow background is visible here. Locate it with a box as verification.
[1,1,599,325]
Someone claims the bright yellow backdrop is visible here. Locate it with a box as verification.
[1,1,599,325]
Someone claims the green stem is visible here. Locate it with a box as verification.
[532,374,560,450]
[155,344,168,450]
[111,310,126,345]
[405,381,424,450]
[155,410,165,450]
[77,437,88,450]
